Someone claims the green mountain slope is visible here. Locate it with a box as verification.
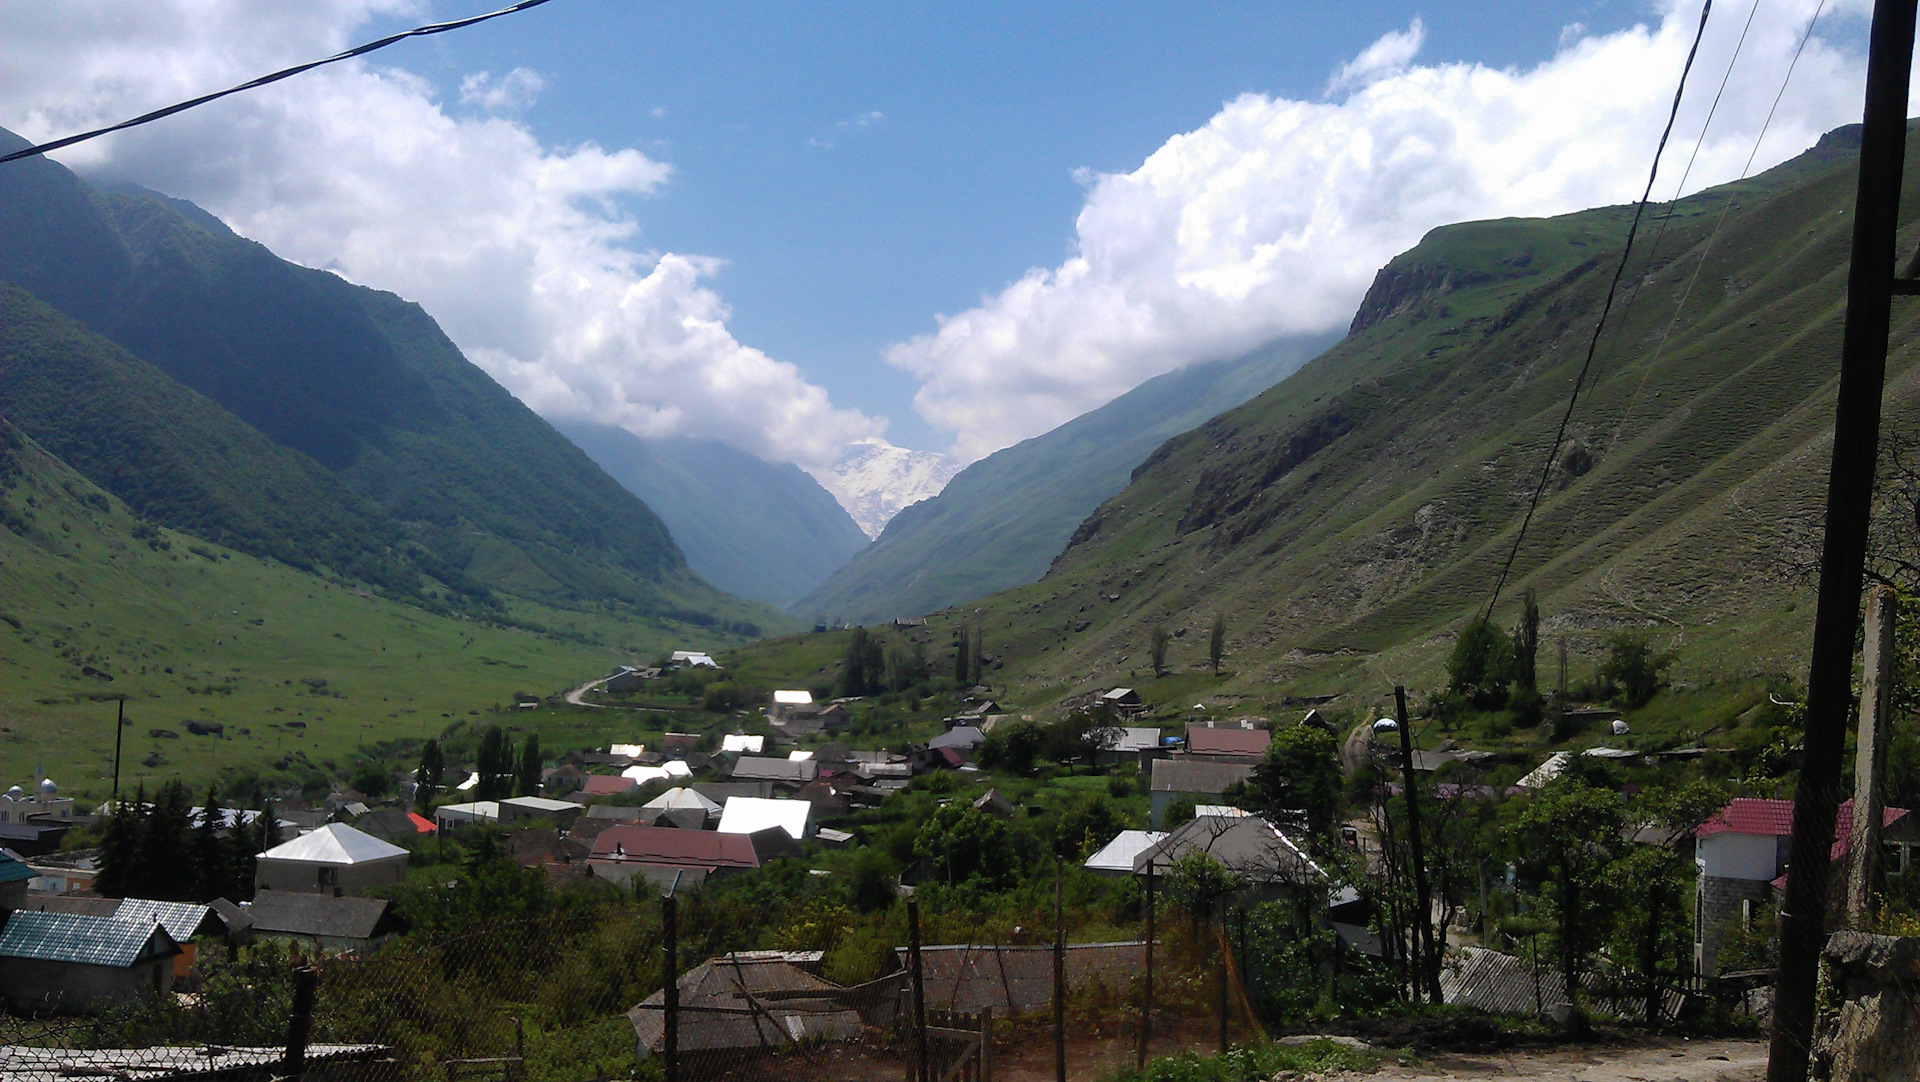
[793,334,1336,624]
[0,421,630,799]
[555,421,870,607]
[938,125,1913,701]
[0,129,766,630]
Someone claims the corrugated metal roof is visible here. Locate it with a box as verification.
[1441,946,1566,1016]
[1184,725,1270,757]
[590,824,763,868]
[0,912,175,967]
[0,853,32,886]
[247,894,395,940]
[113,899,218,943]
[1150,758,1254,793]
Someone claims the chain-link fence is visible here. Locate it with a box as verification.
[0,887,1260,1082]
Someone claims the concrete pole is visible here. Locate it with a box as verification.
[1846,585,1896,928]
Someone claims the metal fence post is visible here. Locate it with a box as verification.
[1140,860,1153,1071]
[282,966,316,1080]
[662,894,678,1082]
[1053,866,1066,1082]
[909,899,929,1082]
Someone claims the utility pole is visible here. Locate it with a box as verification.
[111,697,125,806]
[1394,686,1437,1002]
[1053,865,1066,1082]
[1139,861,1154,1071]
[1847,586,1896,927]
[1770,0,1917,1077]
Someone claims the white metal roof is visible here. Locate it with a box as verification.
[1193,805,1252,819]
[788,750,814,761]
[716,796,811,841]
[502,796,579,813]
[435,801,501,822]
[622,765,672,785]
[664,759,692,777]
[258,823,407,864]
[772,690,813,706]
[1083,830,1167,874]
[643,787,723,813]
[721,734,765,753]
[1515,751,1573,789]
[1101,687,1136,700]
[609,743,645,757]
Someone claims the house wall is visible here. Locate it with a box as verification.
[0,956,172,1012]
[1698,833,1781,881]
[255,855,408,895]
[1695,873,1774,979]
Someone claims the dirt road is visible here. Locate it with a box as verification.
[1371,1037,1766,1081]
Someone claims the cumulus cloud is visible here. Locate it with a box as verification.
[0,0,877,472]
[891,0,1874,463]
[459,67,544,113]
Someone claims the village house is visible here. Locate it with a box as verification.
[586,823,798,890]
[670,651,719,668]
[1182,720,1271,761]
[1693,797,1919,977]
[1093,726,1164,768]
[1082,829,1167,877]
[1149,758,1255,826]
[768,689,818,724]
[0,910,180,1013]
[720,733,766,754]
[1100,688,1147,718]
[500,795,583,828]
[638,787,722,830]
[254,823,409,896]
[730,756,818,787]
[578,774,640,799]
[1135,814,1328,902]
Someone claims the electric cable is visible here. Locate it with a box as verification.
[1479,0,1717,626]
[0,0,557,167]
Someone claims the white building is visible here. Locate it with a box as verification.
[0,779,76,824]
[717,797,812,842]
[255,823,408,896]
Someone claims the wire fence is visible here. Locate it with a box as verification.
[0,890,1264,1082]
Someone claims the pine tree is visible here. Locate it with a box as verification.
[969,627,985,686]
[192,784,228,901]
[1209,614,1226,675]
[415,738,444,812]
[477,726,511,800]
[96,783,145,899]
[953,628,970,685]
[517,734,542,797]
[147,781,195,900]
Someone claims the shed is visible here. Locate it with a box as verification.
[254,823,409,896]
[628,956,883,1055]
[1083,830,1167,877]
[500,796,583,827]
[0,912,179,1012]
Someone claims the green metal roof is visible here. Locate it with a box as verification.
[0,853,33,885]
[0,911,177,967]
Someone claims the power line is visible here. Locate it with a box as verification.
[0,0,558,167]
[1480,0,1717,625]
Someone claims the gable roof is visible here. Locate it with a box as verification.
[717,797,810,841]
[1150,758,1254,794]
[113,899,225,942]
[259,823,407,864]
[1696,797,1795,839]
[927,727,985,750]
[1137,815,1324,882]
[732,757,818,783]
[0,911,178,967]
[590,824,766,869]
[247,893,398,940]
[1184,725,1270,757]
[644,786,723,813]
[581,775,640,796]
[1084,830,1167,874]
[1104,727,1162,752]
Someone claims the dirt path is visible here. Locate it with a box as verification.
[563,678,605,708]
[1371,1037,1766,1081]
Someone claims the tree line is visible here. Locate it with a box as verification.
[97,781,281,902]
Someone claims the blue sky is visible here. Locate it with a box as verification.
[397,1,1649,450]
[1,0,1869,471]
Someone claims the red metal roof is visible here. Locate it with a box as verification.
[1697,797,1908,847]
[1184,725,1271,757]
[406,812,437,834]
[581,775,639,796]
[589,824,763,869]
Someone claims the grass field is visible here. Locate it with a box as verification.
[0,432,745,803]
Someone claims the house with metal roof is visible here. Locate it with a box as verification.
[1149,759,1256,826]
[639,786,722,830]
[255,823,409,896]
[434,800,502,830]
[730,756,818,787]
[720,733,766,754]
[500,795,582,827]
[1135,814,1326,889]
[0,911,180,1012]
[1183,722,1270,760]
[1099,688,1146,718]
[1093,726,1164,767]
[246,893,404,953]
[716,797,812,841]
[587,823,797,887]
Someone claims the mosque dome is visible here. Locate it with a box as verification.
[5,785,22,800]
[39,778,57,795]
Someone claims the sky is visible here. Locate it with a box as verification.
[0,0,1880,474]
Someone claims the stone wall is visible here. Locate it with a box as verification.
[1696,873,1773,977]
[1810,932,1920,1082]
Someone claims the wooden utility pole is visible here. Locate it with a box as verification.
[1053,866,1066,1082]
[1394,685,1437,1001]
[662,894,678,1082]
[909,900,929,1082]
[111,697,125,806]
[1846,585,1897,927]
[1139,861,1154,1071]
[1770,0,1917,1076]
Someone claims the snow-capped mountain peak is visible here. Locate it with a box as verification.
[818,438,959,538]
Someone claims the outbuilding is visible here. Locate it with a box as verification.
[0,911,179,1012]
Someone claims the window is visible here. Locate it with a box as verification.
[317,867,339,888]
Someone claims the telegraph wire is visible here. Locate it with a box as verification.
[0,0,558,167]
[1479,0,1716,624]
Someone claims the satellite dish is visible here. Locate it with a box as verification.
[1372,718,1400,734]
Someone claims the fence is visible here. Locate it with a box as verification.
[0,888,1258,1082]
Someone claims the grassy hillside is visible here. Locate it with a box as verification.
[842,125,1913,710]
[556,422,869,607]
[0,128,770,631]
[0,421,673,802]
[794,333,1337,624]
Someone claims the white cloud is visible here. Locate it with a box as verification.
[1326,17,1426,96]
[459,67,544,113]
[0,0,877,472]
[890,0,1874,463]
